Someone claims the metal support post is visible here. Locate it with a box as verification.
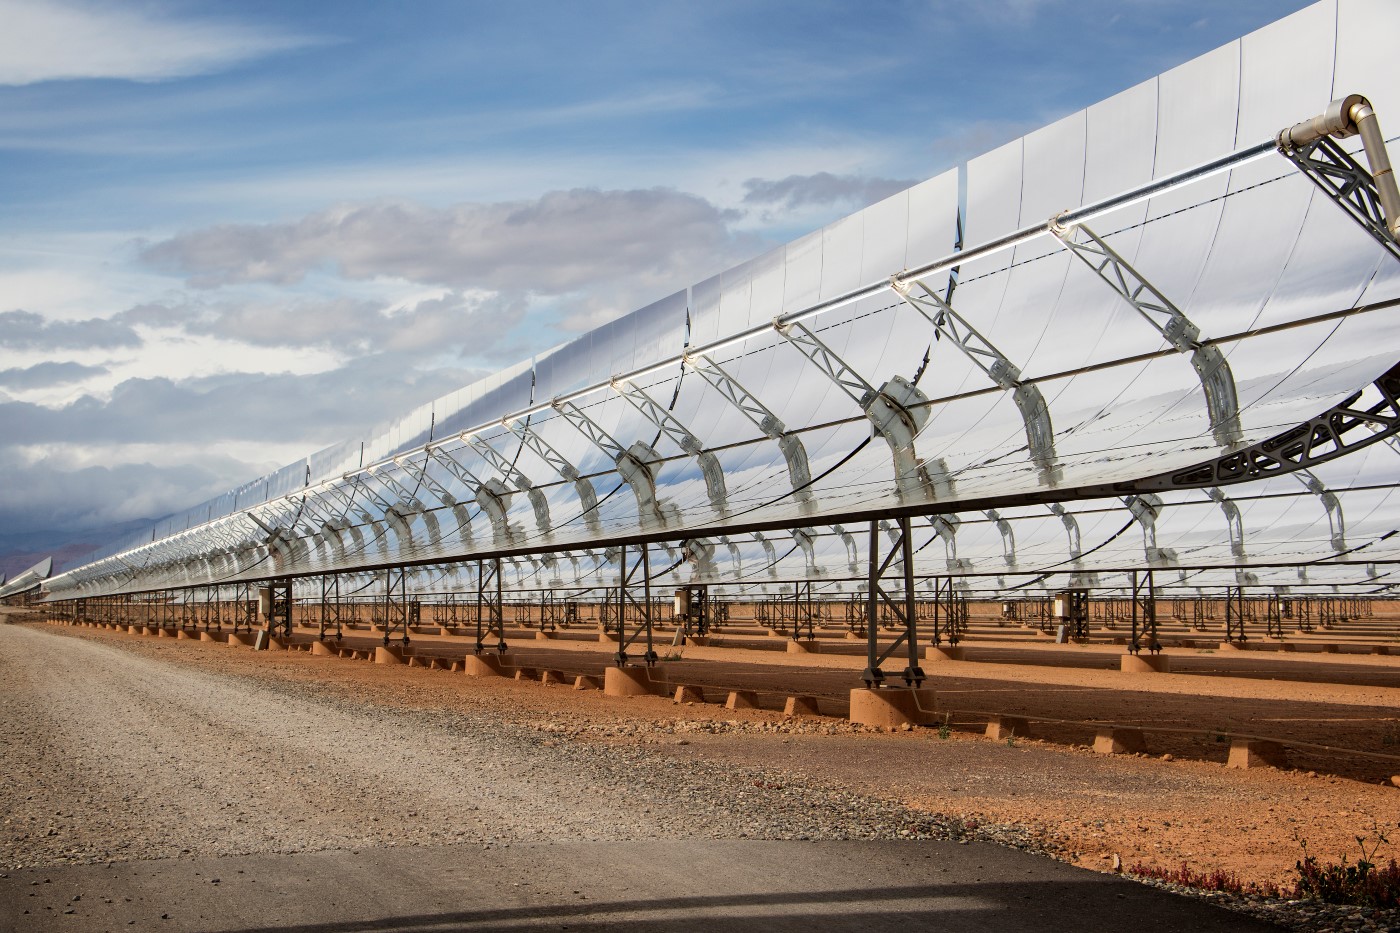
[793,580,814,641]
[475,558,507,655]
[267,581,292,639]
[614,542,657,667]
[1224,585,1247,643]
[1265,592,1284,640]
[380,568,410,646]
[319,574,343,640]
[1129,569,1159,655]
[862,517,924,687]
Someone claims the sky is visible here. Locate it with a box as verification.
[0,0,1316,573]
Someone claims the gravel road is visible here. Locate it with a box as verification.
[0,622,995,870]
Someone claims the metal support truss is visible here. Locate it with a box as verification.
[265,581,292,640]
[1224,585,1248,644]
[180,587,196,631]
[394,454,470,549]
[684,351,814,505]
[1124,494,1177,567]
[1052,221,1242,447]
[1279,135,1400,262]
[364,465,426,550]
[611,378,728,514]
[789,580,815,641]
[501,417,603,534]
[381,567,410,647]
[1129,569,1159,655]
[614,541,657,667]
[428,446,516,545]
[1131,361,1400,491]
[891,277,1056,471]
[928,576,963,646]
[474,558,507,656]
[319,574,343,640]
[234,582,254,634]
[1047,503,1086,569]
[552,399,668,529]
[985,509,1017,568]
[862,517,924,687]
[1294,469,1347,551]
[1205,487,1247,559]
[1265,592,1285,639]
[775,318,942,501]
[468,435,554,535]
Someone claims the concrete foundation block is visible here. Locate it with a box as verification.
[1372,645,1391,656]
[1280,642,1297,652]
[513,667,539,681]
[684,635,708,647]
[540,669,568,686]
[374,645,406,665]
[1319,644,1339,654]
[462,654,505,677]
[673,684,705,703]
[310,639,339,657]
[844,632,862,641]
[199,632,227,644]
[1120,653,1171,673]
[573,674,601,691]
[1227,739,1288,770]
[848,687,937,729]
[725,690,760,710]
[985,715,1030,742]
[176,629,197,641]
[786,639,820,654]
[226,632,257,647]
[784,695,821,717]
[925,644,966,662]
[598,632,620,644]
[1218,640,1247,651]
[126,625,140,635]
[156,627,175,638]
[1093,727,1146,755]
[603,665,655,697]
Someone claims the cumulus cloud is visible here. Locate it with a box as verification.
[742,172,916,212]
[0,309,142,351]
[139,187,748,298]
[0,360,107,389]
[0,356,479,448]
[0,0,318,85]
[123,291,527,355]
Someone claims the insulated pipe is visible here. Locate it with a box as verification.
[1280,94,1400,238]
[1354,101,1400,238]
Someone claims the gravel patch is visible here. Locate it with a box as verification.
[4,619,1396,932]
